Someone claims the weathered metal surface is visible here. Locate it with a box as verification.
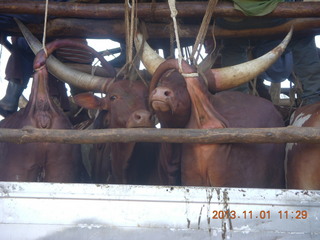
[0,182,319,239]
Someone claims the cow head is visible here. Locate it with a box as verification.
[149,59,228,129]
[149,68,191,128]
[74,79,155,184]
[74,79,154,129]
[135,29,292,128]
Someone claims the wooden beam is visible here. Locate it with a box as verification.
[2,17,319,40]
[1,1,320,19]
[0,127,319,144]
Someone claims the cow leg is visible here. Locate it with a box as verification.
[0,161,40,182]
[44,143,82,183]
[0,143,42,182]
[287,144,320,190]
[181,144,219,186]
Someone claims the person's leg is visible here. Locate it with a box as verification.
[0,37,34,117]
[291,35,320,105]
[220,37,250,93]
[0,56,32,117]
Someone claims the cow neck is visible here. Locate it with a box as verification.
[25,67,58,129]
[184,74,228,129]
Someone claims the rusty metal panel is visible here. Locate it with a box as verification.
[0,182,319,240]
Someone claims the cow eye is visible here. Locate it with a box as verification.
[110,95,117,101]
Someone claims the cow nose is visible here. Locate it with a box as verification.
[152,86,173,98]
[127,109,154,128]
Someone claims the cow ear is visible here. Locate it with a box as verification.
[73,92,101,110]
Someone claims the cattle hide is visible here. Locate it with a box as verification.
[0,43,87,182]
[74,79,162,185]
[285,102,320,190]
[149,59,286,188]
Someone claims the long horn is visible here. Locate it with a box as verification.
[15,18,113,93]
[207,27,293,91]
[134,32,165,75]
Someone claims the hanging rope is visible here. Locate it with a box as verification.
[169,22,175,59]
[125,0,130,70]
[124,0,138,81]
[168,0,198,78]
[42,0,49,57]
[209,20,218,55]
[191,0,218,66]
[168,0,183,72]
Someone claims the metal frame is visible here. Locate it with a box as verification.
[1,182,319,239]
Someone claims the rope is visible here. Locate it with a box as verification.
[125,0,130,67]
[209,20,217,54]
[168,0,183,72]
[191,0,218,66]
[181,72,199,78]
[42,0,49,57]
[167,0,199,78]
[129,0,135,65]
[169,23,175,58]
[125,0,138,81]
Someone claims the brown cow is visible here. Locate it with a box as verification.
[0,39,96,182]
[285,102,320,190]
[19,20,163,185]
[135,30,292,188]
[150,60,286,188]
[74,79,161,185]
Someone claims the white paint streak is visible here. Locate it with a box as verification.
[291,112,312,127]
[285,111,311,187]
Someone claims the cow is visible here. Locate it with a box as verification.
[285,102,320,190]
[0,39,97,182]
[134,29,292,188]
[74,79,161,185]
[18,20,166,185]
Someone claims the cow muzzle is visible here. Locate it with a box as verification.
[126,109,154,128]
[150,86,174,112]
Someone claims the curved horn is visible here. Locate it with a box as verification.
[15,18,113,93]
[134,32,165,75]
[34,39,116,78]
[207,27,293,91]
